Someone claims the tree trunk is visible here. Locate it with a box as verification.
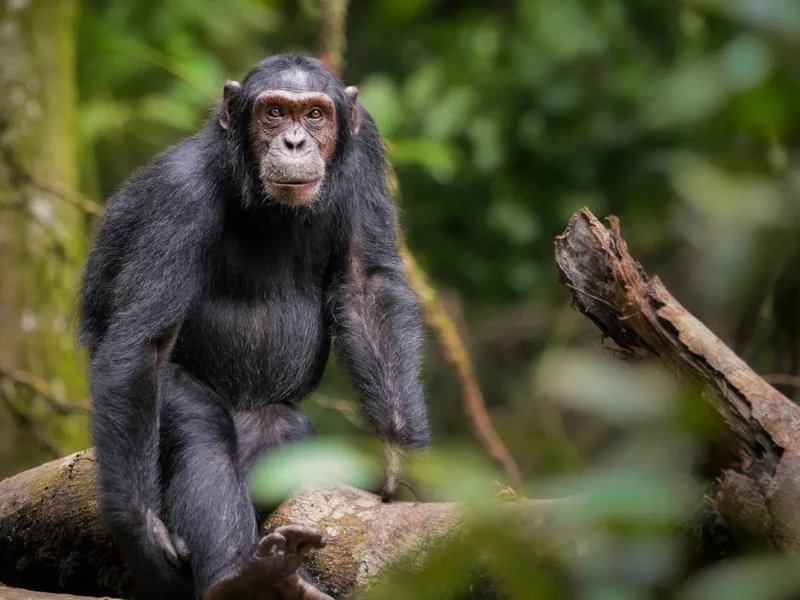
[0,0,87,475]
[555,208,800,551]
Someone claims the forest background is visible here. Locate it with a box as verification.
[3,1,800,598]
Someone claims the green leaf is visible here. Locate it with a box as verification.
[249,439,381,505]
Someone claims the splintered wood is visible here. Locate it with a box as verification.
[556,208,800,551]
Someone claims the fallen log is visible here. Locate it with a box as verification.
[0,589,107,600]
[555,208,800,551]
[0,449,567,599]
[0,588,110,600]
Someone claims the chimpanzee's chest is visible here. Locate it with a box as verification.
[172,220,333,405]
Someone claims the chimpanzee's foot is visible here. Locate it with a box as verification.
[203,525,333,600]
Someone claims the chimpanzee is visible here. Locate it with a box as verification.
[78,54,429,600]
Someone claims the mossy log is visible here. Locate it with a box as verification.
[555,208,800,552]
[0,450,566,599]
[0,588,110,600]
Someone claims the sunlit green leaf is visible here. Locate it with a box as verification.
[250,439,381,504]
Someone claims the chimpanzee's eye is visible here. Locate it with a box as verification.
[267,106,283,118]
[308,108,323,120]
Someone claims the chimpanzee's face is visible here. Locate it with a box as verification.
[248,83,337,206]
[220,65,360,207]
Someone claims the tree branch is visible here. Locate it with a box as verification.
[555,207,800,551]
[0,365,87,414]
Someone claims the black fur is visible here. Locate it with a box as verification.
[79,54,429,600]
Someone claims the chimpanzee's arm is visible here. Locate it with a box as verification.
[331,152,430,494]
[85,160,220,573]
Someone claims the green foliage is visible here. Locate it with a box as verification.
[680,555,800,600]
[250,438,381,504]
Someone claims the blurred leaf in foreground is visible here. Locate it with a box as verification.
[250,438,381,505]
[535,349,678,426]
[680,554,800,600]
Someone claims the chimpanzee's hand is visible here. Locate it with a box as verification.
[112,508,193,598]
[204,525,332,600]
[145,508,191,570]
[379,443,402,501]
[380,443,423,502]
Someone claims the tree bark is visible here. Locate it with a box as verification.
[0,0,88,475]
[0,588,104,600]
[555,207,800,551]
[0,450,565,599]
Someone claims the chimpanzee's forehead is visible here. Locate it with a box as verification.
[259,68,332,94]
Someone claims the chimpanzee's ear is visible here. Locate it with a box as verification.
[219,80,242,131]
[345,86,361,136]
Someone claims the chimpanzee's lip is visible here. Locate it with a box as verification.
[270,179,321,187]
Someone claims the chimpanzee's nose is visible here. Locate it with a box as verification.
[283,130,306,152]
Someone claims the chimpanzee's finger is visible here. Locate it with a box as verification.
[274,525,325,552]
[172,533,192,562]
[147,509,181,569]
[381,475,398,502]
[255,531,287,558]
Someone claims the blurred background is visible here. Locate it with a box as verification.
[3,0,800,598]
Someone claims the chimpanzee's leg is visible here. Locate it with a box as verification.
[202,403,333,600]
[233,402,315,483]
[160,366,260,598]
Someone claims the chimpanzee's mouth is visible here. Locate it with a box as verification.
[271,179,321,187]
